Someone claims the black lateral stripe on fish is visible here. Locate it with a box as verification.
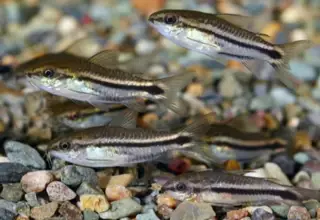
[207,137,287,150]
[179,21,283,61]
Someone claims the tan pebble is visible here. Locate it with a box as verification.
[46,181,76,202]
[30,202,58,220]
[295,131,312,151]
[15,216,29,220]
[157,204,174,219]
[261,22,281,41]
[107,174,134,187]
[186,83,204,97]
[105,185,132,201]
[131,0,166,16]
[317,207,320,219]
[79,194,110,213]
[263,113,278,130]
[186,65,210,81]
[142,113,159,127]
[157,194,177,208]
[227,209,249,220]
[0,156,9,163]
[21,171,54,193]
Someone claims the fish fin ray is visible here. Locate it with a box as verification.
[186,37,221,51]
[180,112,215,137]
[64,37,100,58]
[241,59,267,75]
[216,14,255,31]
[108,109,137,129]
[88,50,120,69]
[124,100,147,112]
[157,72,194,116]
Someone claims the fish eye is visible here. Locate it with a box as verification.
[59,142,71,150]
[164,14,178,25]
[176,182,187,191]
[43,69,55,78]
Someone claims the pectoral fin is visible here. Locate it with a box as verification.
[186,37,221,51]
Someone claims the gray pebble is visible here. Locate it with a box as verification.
[136,209,160,220]
[16,201,30,216]
[0,200,17,214]
[303,200,320,218]
[24,192,40,207]
[250,95,274,110]
[0,163,31,184]
[290,60,317,81]
[287,206,311,220]
[99,198,142,219]
[270,205,290,218]
[252,208,275,220]
[76,182,104,196]
[294,153,310,164]
[4,141,46,169]
[270,87,296,107]
[0,183,23,202]
[271,154,296,176]
[51,158,66,170]
[0,208,16,220]
[142,203,157,213]
[311,172,320,190]
[83,209,99,220]
[61,165,98,187]
[170,201,216,220]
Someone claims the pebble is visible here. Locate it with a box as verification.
[107,174,134,187]
[218,73,243,98]
[61,165,98,187]
[83,209,99,220]
[264,162,292,186]
[79,194,110,213]
[58,201,83,220]
[131,0,166,16]
[0,208,16,220]
[294,153,310,164]
[227,209,249,220]
[271,154,296,176]
[0,163,31,184]
[290,60,317,81]
[270,87,296,107]
[158,205,173,219]
[156,194,177,208]
[4,141,46,169]
[0,183,24,202]
[99,198,142,219]
[24,192,39,207]
[293,171,310,184]
[287,206,311,220]
[135,39,156,55]
[21,171,53,193]
[170,201,216,220]
[136,209,160,220]
[0,200,17,215]
[311,172,320,190]
[96,169,113,189]
[250,95,274,110]
[105,185,132,201]
[16,201,30,216]
[57,16,79,37]
[303,200,320,218]
[30,202,58,220]
[76,182,104,196]
[251,208,275,220]
[46,181,76,202]
[244,206,273,215]
[317,208,320,219]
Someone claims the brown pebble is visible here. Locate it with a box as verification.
[46,181,76,202]
[105,185,132,201]
[79,194,110,213]
[21,171,54,193]
[226,209,249,220]
[131,0,166,16]
[58,201,83,220]
[295,131,312,151]
[96,169,112,189]
[30,202,58,220]
[157,194,177,208]
[317,207,320,220]
[186,65,211,82]
[263,113,279,130]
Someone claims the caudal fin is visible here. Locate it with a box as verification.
[273,40,313,90]
[157,72,194,116]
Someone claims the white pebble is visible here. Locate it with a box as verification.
[290,29,309,41]
[57,16,79,36]
[264,163,292,186]
[244,168,268,179]
[135,39,156,56]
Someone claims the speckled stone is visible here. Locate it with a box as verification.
[136,209,160,220]
[46,181,76,202]
[21,171,53,193]
[252,208,275,220]
[83,209,99,220]
[99,198,142,219]
[58,201,83,220]
[170,201,215,220]
[24,192,40,207]
[76,182,104,196]
[0,208,16,220]
[0,183,24,202]
[0,200,17,215]
[79,194,110,213]
[4,141,46,169]
[61,165,98,187]
[16,201,30,217]
[287,206,310,220]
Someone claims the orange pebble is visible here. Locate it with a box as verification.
[105,185,132,201]
[131,0,166,16]
[224,160,241,171]
[157,194,177,208]
[263,113,278,130]
[227,60,244,71]
[295,131,312,151]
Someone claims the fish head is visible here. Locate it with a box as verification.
[148,10,186,38]
[160,172,198,201]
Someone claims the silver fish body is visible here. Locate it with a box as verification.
[161,170,320,206]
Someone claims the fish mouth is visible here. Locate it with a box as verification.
[148,17,155,24]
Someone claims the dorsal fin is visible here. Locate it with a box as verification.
[64,37,101,58]
[108,109,137,129]
[88,50,120,69]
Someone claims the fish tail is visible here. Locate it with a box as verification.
[157,72,194,116]
[288,186,320,202]
[272,40,313,90]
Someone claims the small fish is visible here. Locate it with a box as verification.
[16,49,193,115]
[204,124,289,162]
[47,112,215,167]
[161,170,320,206]
[148,10,312,80]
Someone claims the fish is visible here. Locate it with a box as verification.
[148,10,312,83]
[203,124,289,162]
[16,49,193,115]
[46,112,215,167]
[161,170,320,206]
